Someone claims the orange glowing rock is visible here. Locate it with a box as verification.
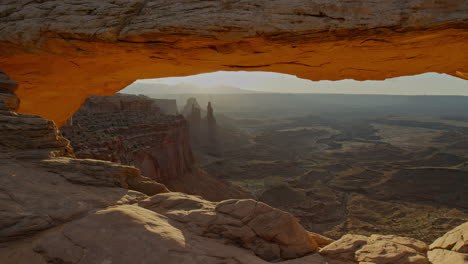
[0,0,467,126]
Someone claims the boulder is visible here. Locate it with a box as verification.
[428,222,468,264]
[139,193,318,261]
[430,222,468,253]
[320,233,429,264]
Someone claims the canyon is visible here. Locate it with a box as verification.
[61,94,247,201]
[0,1,467,263]
[1,70,467,264]
[147,92,468,244]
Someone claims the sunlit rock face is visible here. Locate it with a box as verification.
[0,0,467,125]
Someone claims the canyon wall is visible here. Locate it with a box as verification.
[61,94,248,201]
[62,94,193,184]
[0,1,466,125]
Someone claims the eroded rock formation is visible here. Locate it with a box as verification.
[1,71,467,264]
[428,222,468,264]
[61,94,248,201]
[0,72,169,244]
[207,101,218,142]
[183,98,222,156]
[0,0,466,125]
[62,94,193,183]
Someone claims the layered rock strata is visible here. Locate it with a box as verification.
[4,189,467,264]
[0,70,72,160]
[0,71,169,243]
[61,94,248,201]
[62,94,193,184]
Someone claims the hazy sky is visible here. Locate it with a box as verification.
[134,71,468,95]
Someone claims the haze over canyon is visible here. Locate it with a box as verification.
[0,1,467,264]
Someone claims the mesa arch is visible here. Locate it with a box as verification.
[0,0,467,126]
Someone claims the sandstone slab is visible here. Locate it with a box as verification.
[320,233,430,264]
[139,193,318,261]
[428,222,468,264]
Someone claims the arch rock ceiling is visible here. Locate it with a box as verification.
[0,0,467,126]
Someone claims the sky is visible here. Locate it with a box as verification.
[126,71,468,96]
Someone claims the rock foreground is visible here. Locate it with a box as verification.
[0,0,467,125]
[1,72,468,263]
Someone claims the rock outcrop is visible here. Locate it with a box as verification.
[0,1,466,125]
[1,70,467,264]
[183,98,222,156]
[428,222,468,264]
[62,94,193,184]
[0,72,169,244]
[188,102,202,144]
[0,71,72,160]
[61,94,249,201]
[207,101,218,144]
[4,188,466,264]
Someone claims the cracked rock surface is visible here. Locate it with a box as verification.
[428,222,468,264]
[1,0,467,44]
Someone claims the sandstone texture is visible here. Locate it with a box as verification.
[0,1,466,125]
[62,94,194,184]
[0,72,168,244]
[320,234,430,264]
[6,188,464,264]
[1,0,466,44]
[0,71,72,160]
[1,71,467,264]
[428,222,468,264]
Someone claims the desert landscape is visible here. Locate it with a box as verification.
[183,94,468,243]
[0,1,467,263]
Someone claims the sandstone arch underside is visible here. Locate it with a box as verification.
[0,0,467,126]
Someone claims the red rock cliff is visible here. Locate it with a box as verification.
[62,94,194,184]
[62,94,249,201]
